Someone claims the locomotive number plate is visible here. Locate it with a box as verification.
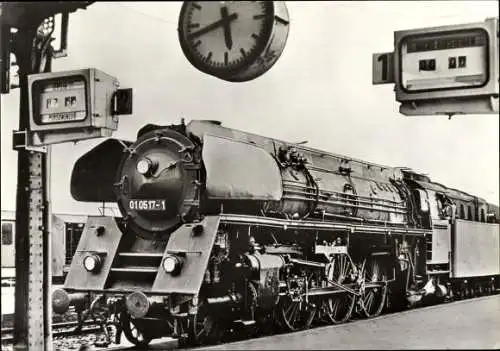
[315,245,348,255]
[128,199,166,211]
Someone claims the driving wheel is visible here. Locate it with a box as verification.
[321,253,356,324]
[359,256,388,318]
[276,295,315,331]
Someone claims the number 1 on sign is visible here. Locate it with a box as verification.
[372,52,394,85]
[378,55,388,81]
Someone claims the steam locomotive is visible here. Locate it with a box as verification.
[53,119,500,346]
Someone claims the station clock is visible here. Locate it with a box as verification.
[178,1,290,82]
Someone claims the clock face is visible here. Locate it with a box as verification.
[178,1,276,78]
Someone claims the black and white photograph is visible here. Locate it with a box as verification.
[1,1,499,350]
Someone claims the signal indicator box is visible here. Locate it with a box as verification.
[28,68,120,133]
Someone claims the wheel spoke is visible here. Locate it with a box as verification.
[291,303,300,326]
[365,291,374,312]
[341,256,348,279]
[290,303,300,324]
[332,298,340,314]
[285,300,295,317]
[196,325,205,339]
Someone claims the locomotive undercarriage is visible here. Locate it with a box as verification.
[56,215,448,347]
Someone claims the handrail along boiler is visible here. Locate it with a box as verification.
[53,119,500,346]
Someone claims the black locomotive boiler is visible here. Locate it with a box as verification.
[53,119,500,346]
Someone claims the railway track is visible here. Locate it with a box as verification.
[1,291,498,350]
[1,321,103,344]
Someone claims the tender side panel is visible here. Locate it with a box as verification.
[452,220,500,278]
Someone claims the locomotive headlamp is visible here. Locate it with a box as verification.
[136,158,151,174]
[83,253,102,273]
[136,157,157,176]
[162,255,183,275]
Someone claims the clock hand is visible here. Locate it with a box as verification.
[220,6,233,50]
[187,13,238,40]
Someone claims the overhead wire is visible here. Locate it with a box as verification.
[110,3,179,26]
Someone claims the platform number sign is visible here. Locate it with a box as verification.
[372,17,498,116]
[372,52,394,84]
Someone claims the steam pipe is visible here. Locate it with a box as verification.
[283,188,407,209]
[282,181,405,205]
[282,195,408,214]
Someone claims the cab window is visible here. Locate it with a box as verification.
[459,204,465,219]
[1,222,13,245]
[416,189,429,212]
[481,209,486,222]
[467,206,472,221]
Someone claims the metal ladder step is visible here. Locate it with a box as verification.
[110,267,158,274]
[118,252,164,258]
[427,270,450,274]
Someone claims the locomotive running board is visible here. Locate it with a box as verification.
[219,214,430,236]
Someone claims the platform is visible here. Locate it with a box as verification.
[197,295,500,350]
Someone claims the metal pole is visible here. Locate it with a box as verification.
[44,146,53,349]
[13,25,52,351]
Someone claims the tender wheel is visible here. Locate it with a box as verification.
[120,312,152,347]
[321,253,356,324]
[188,301,221,345]
[359,257,388,318]
[488,280,496,295]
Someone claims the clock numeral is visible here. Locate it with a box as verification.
[206,52,213,62]
[253,14,266,20]
[193,40,202,48]
[224,52,229,66]
[251,33,259,40]
[192,3,202,10]
[188,23,200,29]
[240,48,246,57]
